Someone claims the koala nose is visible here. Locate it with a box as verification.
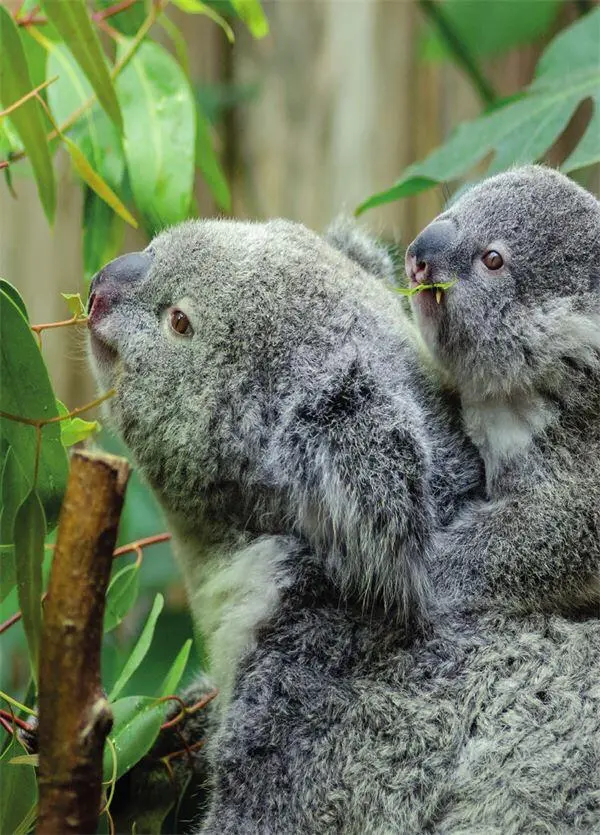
[406,220,457,283]
[88,251,153,310]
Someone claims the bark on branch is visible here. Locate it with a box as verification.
[37,450,130,835]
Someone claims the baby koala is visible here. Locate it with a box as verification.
[406,164,600,614]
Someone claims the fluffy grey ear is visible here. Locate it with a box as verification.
[269,351,435,625]
[326,216,397,284]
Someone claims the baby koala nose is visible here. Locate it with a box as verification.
[405,219,457,284]
[405,252,430,285]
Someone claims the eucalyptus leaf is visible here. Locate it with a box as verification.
[422,0,561,62]
[0,5,56,222]
[396,279,457,297]
[63,134,137,227]
[171,0,235,43]
[102,695,166,781]
[45,40,125,190]
[109,594,164,700]
[0,735,38,835]
[60,292,86,318]
[0,279,29,321]
[116,40,196,233]
[0,448,27,603]
[230,0,269,38]
[95,0,148,36]
[357,8,600,214]
[104,562,141,633]
[157,638,193,697]
[42,0,123,131]
[14,489,45,688]
[56,400,100,447]
[0,290,68,530]
[83,188,125,283]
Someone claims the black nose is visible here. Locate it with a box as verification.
[407,219,457,267]
[88,251,153,308]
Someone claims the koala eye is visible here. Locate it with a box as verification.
[169,308,194,337]
[482,250,504,271]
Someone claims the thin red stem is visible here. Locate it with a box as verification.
[93,0,138,22]
[0,536,170,637]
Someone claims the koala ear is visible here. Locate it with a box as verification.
[325,216,397,285]
[270,352,434,625]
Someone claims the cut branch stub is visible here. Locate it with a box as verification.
[36,450,130,835]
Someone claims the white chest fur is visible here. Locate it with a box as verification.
[169,530,292,709]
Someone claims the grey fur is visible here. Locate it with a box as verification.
[88,196,600,834]
[407,164,600,614]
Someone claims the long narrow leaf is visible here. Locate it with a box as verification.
[157,639,192,697]
[102,696,165,781]
[171,0,234,43]
[103,562,140,633]
[108,593,164,700]
[0,735,38,835]
[42,0,123,131]
[230,0,269,38]
[0,6,56,222]
[63,135,137,227]
[14,489,45,689]
[0,447,27,603]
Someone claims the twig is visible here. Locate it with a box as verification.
[0,534,170,637]
[0,76,58,118]
[30,314,87,334]
[0,709,34,733]
[418,0,497,108]
[93,0,139,22]
[0,389,115,428]
[37,451,130,835]
[112,532,171,558]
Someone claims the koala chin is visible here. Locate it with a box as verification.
[88,200,600,834]
[406,165,600,615]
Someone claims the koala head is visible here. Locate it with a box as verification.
[88,219,434,620]
[406,166,600,403]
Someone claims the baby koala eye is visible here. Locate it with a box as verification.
[169,308,194,337]
[482,250,504,271]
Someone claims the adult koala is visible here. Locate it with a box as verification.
[88,191,599,833]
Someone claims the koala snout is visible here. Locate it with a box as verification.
[406,220,457,283]
[88,251,153,312]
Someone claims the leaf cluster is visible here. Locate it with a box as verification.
[0,0,268,278]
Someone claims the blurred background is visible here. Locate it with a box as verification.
[1,0,599,699]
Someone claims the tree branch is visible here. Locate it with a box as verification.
[36,450,130,835]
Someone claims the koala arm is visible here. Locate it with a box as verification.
[436,480,600,613]
[270,351,436,623]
